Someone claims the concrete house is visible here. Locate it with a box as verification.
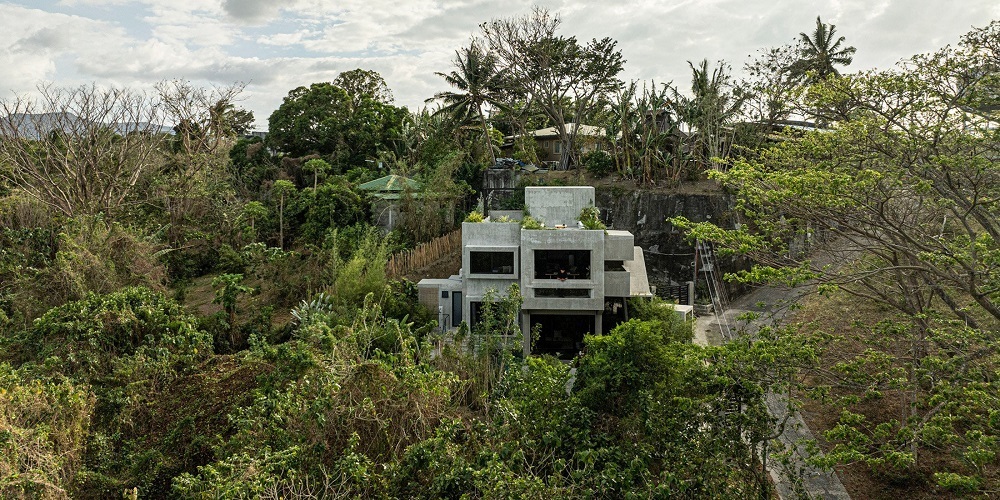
[418,186,652,359]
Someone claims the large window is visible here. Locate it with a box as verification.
[535,288,590,298]
[470,251,515,275]
[534,250,591,279]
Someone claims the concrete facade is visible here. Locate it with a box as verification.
[418,186,652,358]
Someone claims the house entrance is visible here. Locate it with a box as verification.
[530,313,595,359]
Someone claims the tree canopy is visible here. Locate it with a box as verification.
[267,71,408,170]
[481,7,624,169]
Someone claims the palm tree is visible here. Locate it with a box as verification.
[674,60,745,170]
[428,41,507,165]
[788,16,857,84]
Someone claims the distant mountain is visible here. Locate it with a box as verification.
[0,112,174,140]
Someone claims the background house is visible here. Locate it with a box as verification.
[501,123,607,169]
[357,174,421,232]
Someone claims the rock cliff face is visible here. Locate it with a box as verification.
[596,187,736,250]
[595,186,744,300]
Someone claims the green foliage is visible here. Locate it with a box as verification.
[174,295,453,497]
[520,215,543,229]
[5,287,210,381]
[582,150,614,178]
[578,205,606,230]
[0,288,219,496]
[228,137,277,197]
[464,210,485,222]
[266,74,407,170]
[295,182,367,245]
[210,273,256,351]
[627,296,695,343]
[0,363,94,499]
[429,41,506,165]
[678,21,1000,495]
[302,158,333,189]
[236,201,269,242]
[4,216,167,323]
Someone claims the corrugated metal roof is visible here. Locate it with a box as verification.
[527,123,605,138]
[357,174,421,192]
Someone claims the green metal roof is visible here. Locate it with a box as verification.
[357,174,421,192]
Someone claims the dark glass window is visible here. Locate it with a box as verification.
[534,250,591,279]
[441,290,449,298]
[470,301,482,327]
[470,251,515,275]
[535,288,590,298]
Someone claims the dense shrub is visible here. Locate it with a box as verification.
[5,216,167,322]
[583,150,614,178]
[6,287,210,381]
[0,364,94,499]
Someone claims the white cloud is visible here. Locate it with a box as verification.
[2,0,999,130]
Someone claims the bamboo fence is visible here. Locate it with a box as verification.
[387,229,461,278]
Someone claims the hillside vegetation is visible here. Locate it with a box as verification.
[0,9,997,498]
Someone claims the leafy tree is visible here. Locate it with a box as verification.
[737,43,808,151]
[674,20,1000,493]
[302,158,332,190]
[227,136,276,198]
[156,80,248,249]
[237,201,268,242]
[673,59,745,171]
[787,16,856,85]
[267,73,408,170]
[481,7,624,169]
[267,82,352,158]
[295,182,367,244]
[333,68,395,109]
[604,81,684,183]
[212,273,253,326]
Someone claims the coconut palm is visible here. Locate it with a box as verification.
[788,16,856,84]
[428,41,507,165]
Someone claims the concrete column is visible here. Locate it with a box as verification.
[521,311,532,358]
[595,311,602,335]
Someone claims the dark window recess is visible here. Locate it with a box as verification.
[470,251,515,275]
[604,260,625,271]
[451,291,463,327]
[441,290,449,298]
[535,250,591,279]
[535,288,590,298]
[531,313,594,360]
[470,301,483,327]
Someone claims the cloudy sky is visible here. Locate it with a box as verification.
[3,0,998,130]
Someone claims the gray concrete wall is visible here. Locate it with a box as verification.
[462,221,520,246]
[525,186,595,227]
[489,210,523,221]
[604,230,634,261]
[461,222,522,328]
[604,270,631,297]
[520,228,604,311]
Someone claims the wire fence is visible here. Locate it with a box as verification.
[386,229,462,278]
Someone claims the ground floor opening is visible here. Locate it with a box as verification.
[529,312,595,360]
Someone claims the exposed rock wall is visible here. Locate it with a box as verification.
[595,186,746,300]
